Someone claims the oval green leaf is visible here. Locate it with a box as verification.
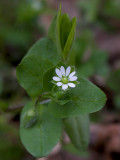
[16,38,60,98]
[20,102,62,158]
[48,77,106,117]
[64,115,89,151]
[63,17,76,60]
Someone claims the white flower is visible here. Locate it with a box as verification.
[52,66,78,90]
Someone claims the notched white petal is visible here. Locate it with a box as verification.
[69,76,78,81]
[57,82,62,86]
[66,66,71,76]
[53,66,78,90]
[68,83,75,88]
[62,84,68,90]
[53,76,61,81]
[60,66,65,76]
[69,71,76,79]
[55,68,62,78]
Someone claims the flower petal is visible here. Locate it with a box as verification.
[69,76,77,81]
[69,71,76,79]
[55,68,62,78]
[66,66,71,76]
[56,82,63,86]
[60,66,65,76]
[62,84,68,90]
[53,76,61,81]
[68,83,76,88]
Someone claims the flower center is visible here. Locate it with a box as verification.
[62,77,68,84]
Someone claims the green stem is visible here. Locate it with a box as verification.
[34,92,50,109]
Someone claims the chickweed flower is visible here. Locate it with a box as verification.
[52,66,78,90]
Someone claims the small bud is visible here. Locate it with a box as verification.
[23,109,38,129]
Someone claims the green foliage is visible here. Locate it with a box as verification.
[63,17,76,61]
[16,38,60,99]
[64,115,89,151]
[0,0,119,158]
[48,6,76,61]
[43,66,56,92]
[63,143,89,157]
[20,102,62,157]
[77,62,94,78]
[23,108,38,128]
[48,77,106,118]
[16,5,106,158]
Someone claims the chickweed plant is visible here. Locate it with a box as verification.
[16,5,106,158]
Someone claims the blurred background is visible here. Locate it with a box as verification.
[0,0,120,160]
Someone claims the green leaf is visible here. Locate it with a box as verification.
[43,66,56,92]
[17,55,52,98]
[63,143,89,157]
[60,14,72,50]
[25,37,59,59]
[42,61,66,92]
[48,15,57,44]
[55,5,62,55]
[64,115,89,151]
[77,62,94,78]
[20,102,62,158]
[48,77,106,117]
[48,6,76,61]
[16,38,60,98]
[63,17,76,60]
[51,90,72,105]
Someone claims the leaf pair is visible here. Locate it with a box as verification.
[48,6,76,61]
